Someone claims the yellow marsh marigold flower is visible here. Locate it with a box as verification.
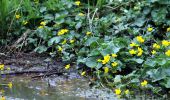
[153,43,160,49]
[136,36,145,43]
[78,13,85,16]
[102,54,111,64]
[75,1,80,6]
[81,71,86,76]
[15,14,21,19]
[22,20,28,25]
[7,67,11,71]
[151,50,156,55]
[40,21,46,26]
[141,80,148,87]
[58,29,69,36]
[129,49,136,55]
[130,42,139,47]
[65,64,70,70]
[104,67,109,73]
[147,27,153,32]
[125,89,129,95]
[38,26,44,29]
[112,62,118,67]
[86,31,92,35]
[115,89,121,95]
[137,47,143,56]
[62,39,67,44]
[0,89,4,94]
[0,64,4,71]
[8,82,12,88]
[0,96,5,100]
[165,50,170,56]
[70,39,75,43]
[111,54,117,58]
[58,46,63,52]
[162,40,169,47]
[167,27,170,32]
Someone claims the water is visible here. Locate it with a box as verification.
[0,73,117,100]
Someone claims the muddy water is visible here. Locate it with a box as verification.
[0,73,117,100]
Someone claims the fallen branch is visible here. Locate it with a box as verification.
[0,70,65,76]
[9,29,32,52]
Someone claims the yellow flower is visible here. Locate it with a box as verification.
[58,29,69,36]
[147,27,153,32]
[167,27,170,32]
[70,39,75,43]
[58,46,63,52]
[153,43,160,49]
[78,13,85,16]
[7,82,13,88]
[115,89,121,95]
[136,36,145,43]
[65,64,70,70]
[22,20,28,25]
[129,49,136,55]
[38,26,44,29]
[62,39,67,44]
[125,89,129,95]
[81,71,86,76]
[165,50,170,56]
[141,80,148,87]
[112,62,118,67]
[102,54,111,64]
[7,67,11,71]
[40,21,46,26]
[130,42,139,47]
[0,96,5,100]
[0,89,4,94]
[15,14,21,19]
[0,64,4,71]
[111,54,117,58]
[75,1,80,6]
[104,67,109,73]
[86,31,92,35]
[137,47,143,56]
[162,40,169,47]
[151,50,156,55]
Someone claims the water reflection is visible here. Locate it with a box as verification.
[0,74,116,100]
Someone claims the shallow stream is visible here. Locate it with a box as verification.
[0,73,117,100]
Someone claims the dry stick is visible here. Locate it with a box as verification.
[1,70,64,76]
[18,29,31,52]
[8,29,31,53]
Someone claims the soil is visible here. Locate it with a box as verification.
[0,52,68,77]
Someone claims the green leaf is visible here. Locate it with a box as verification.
[85,37,99,46]
[131,58,144,64]
[134,17,145,27]
[164,78,170,88]
[48,37,61,46]
[85,57,97,68]
[40,7,46,13]
[114,75,121,83]
[147,68,166,82]
[95,63,102,69]
[144,59,156,67]
[34,45,47,53]
[75,22,82,29]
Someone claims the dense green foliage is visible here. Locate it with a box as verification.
[1,0,170,98]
